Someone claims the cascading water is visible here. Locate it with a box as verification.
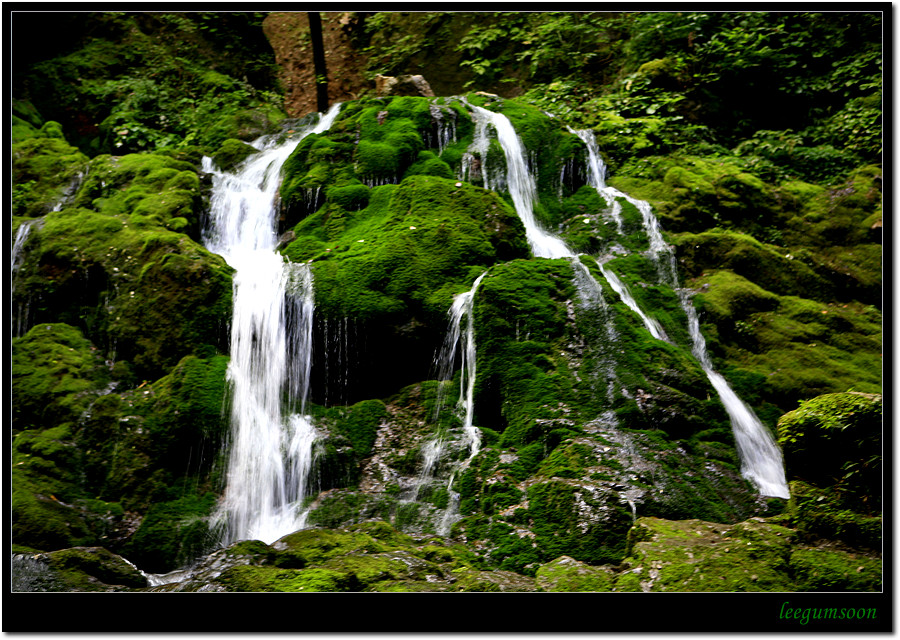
[576,128,789,499]
[469,106,574,259]
[596,259,668,342]
[416,273,488,494]
[12,219,40,337]
[203,103,342,545]
[448,271,487,460]
[681,294,790,498]
[12,220,35,275]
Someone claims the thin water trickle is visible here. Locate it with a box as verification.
[433,272,488,458]
[597,259,668,342]
[575,128,789,498]
[204,104,341,545]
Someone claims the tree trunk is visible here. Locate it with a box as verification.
[307,12,329,112]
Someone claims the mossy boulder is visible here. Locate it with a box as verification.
[212,138,260,171]
[290,173,528,403]
[13,547,148,592]
[616,516,796,592]
[11,323,106,432]
[777,392,881,503]
[789,547,882,592]
[535,555,616,592]
[124,492,219,574]
[42,546,149,590]
[15,203,233,380]
[12,124,88,217]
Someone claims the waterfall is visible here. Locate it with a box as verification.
[12,220,35,275]
[12,219,40,337]
[453,272,487,459]
[681,292,790,498]
[469,106,573,259]
[596,259,668,342]
[430,272,488,463]
[204,103,342,545]
[575,128,789,499]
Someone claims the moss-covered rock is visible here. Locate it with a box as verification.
[789,547,882,592]
[777,392,881,504]
[211,138,260,171]
[12,547,148,592]
[12,124,88,217]
[535,555,616,591]
[11,323,106,432]
[15,200,233,380]
[124,492,218,574]
[616,516,796,592]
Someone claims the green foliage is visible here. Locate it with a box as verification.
[19,12,284,155]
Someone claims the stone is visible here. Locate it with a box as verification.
[374,74,435,97]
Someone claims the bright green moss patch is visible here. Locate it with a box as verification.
[12,125,88,217]
[535,555,616,592]
[789,548,881,591]
[617,516,796,592]
[11,323,105,432]
[139,355,230,475]
[217,564,356,592]
[271,527,389,569]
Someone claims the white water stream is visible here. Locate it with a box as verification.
[203,104,342,545]
[576,128,789,498]
[469,106,574,259]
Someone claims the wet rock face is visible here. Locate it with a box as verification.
[374,74,436,98]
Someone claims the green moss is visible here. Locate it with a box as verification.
[526,480,631,566]
[11,323,105,432]
[140,355,230,476]
[674,230,831,300]
[124,492,218,573]
[212,138,261,171]
[218,565,356,592]
[327,183,371,211]
[271,527,389,569]
[404,151,455,180]
[333,399,388,458]
[535,556,615,592]
[777,393,881,502]
[44,547,148,589]
[473,259,582,445]
[617,517,796,592]
[11,469,95,551]
[697,270,781,321]
[790,548,881,591]
[12,127,88,217]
